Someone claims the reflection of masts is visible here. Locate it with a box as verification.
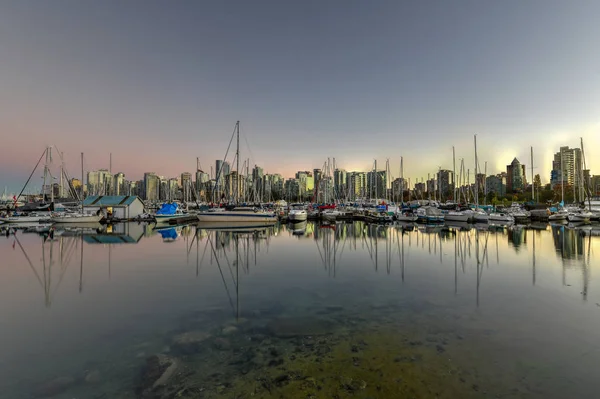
[79,233,84,293]
[532,229,536,286]
[454,231,458,295]
[15,233,77,307]
[207,232,236,316]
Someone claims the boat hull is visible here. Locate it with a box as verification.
[51,215,103,223]
[444,213,470,223]
[567,214,590,223]
[0,216,45,223]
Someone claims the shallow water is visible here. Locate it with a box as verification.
[1,221,599,398]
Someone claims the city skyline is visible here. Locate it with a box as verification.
[1,1,599,191]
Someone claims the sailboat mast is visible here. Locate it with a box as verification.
[49,147,54,204]
[581,137,591,210]
[561,149,564,205]
[530,147,534,202]
[474,135,478,208]
[400,156,404,203]
[484,161,487,205]
[374,159,377,202]
[237,125,242,203]
[81,153,84,211]
[452,146,456,203]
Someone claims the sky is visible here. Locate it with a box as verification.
[1,0,599,193]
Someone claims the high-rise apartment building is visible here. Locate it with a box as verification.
[551,146,582,189]
[181,172,192,202]
[144,172,160,201]
[506,158,527,193]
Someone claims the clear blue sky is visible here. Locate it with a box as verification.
[1,0,599,192]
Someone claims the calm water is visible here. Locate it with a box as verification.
[1,221,599,398]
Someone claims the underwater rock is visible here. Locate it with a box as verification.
[33,376,76,398]
[213,337,231,350]
[171,330,211,354]
[340,376,367,392]
[221,325,238,335]
[266,317,336,338]
[136,354,180,398]
[84,369,102,384]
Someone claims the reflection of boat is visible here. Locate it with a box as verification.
[196,220,274,232]
[197,207,278,223]
[445,221,472,231]
[289,221,307,235]
[157,227,179,242]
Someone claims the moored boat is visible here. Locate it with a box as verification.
[196,206,278,223]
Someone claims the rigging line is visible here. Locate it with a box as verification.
[197,234,211,276]
[186,231,198,256]
[212,123,238,199]
[243,134,256,168]
[219,236,238,289]
[16,148,47,202]
[14,234,44,288]
[207,233,236,314]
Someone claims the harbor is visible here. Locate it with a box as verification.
[3,2,600,398]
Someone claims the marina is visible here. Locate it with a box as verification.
[2,2,600,398]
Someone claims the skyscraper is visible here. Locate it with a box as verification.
[437,169,454,200]
[551,146,582,189]
[366,170,386,199]
[144,172,159,201]
[181,172,192,202]
[113,172,125,196]
[333,169,347,198]
[506,158,526,193]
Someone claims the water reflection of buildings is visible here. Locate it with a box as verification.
[550,224,593,301]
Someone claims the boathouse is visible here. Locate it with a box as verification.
[82,195,145,220]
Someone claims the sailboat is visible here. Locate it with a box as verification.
[1,147,57,223]
[196,122,278,226]
[51,153,103,223]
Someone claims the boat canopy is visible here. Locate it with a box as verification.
[156,203,178,215]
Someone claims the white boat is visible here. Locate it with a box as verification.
[507,203,531,221]
[396,210,418,222]
[0,212,51,223]
[154,202,185,223]
[548,209,568,222]
[473,210,489,223]
[566,209,592,223]
[288,205,308,222]
[488,212,514,224]
[51,212,103,223]
[444,210,470,223]
[197,207,278,223]
[416,207,444,223]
